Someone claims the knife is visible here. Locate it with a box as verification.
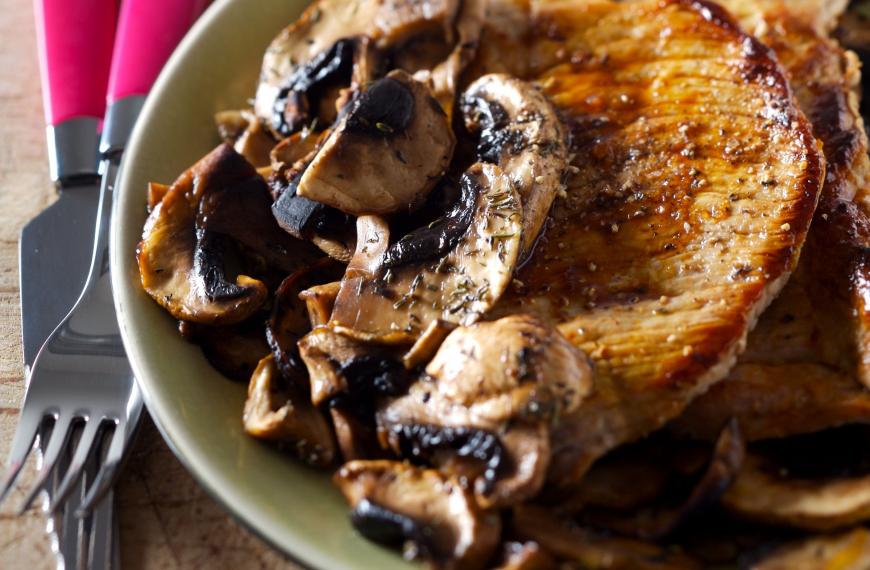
[20,0,117,375]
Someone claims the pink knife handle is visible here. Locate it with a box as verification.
[34,0,116,126]
[107,0,209,102]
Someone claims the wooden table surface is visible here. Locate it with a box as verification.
[0,1,295,567]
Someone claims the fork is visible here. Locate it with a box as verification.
[0,156,145,512]
[2,0,207,526]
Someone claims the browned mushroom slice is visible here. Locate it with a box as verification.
[296,70,455,216]
[335,460,501,570]
[415,0,486,117]
[269,130,322,176]
[266,259,344,383]
[573,421,745,540]
[379,314,592,507]
[243,355,336,467]
[330,163,522,340]
[146,182,169,212]
[462,74,569,258]
[182,318,271,382]
[269,142,355,262]
[722,425,870,531]
[752,528,870,570]
[511,505,701,570]
[493,542,556,570]
[214,109,277,168]
[256,0,462,136]
[139,145,272,325]
[329,406,385,461]
[299,281,341,327]
[297,326,409,407]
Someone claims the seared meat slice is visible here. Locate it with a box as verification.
[674,0,870,441]
[567,421,745,541]
[330,163,522,341]
[485,0,823,485]
[335,460,502,570]
[462,74,569,258]
[378,315,592,507]
[138,144,320,325]
[297,70,455,215]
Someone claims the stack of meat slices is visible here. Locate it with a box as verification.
[530,0,870,566]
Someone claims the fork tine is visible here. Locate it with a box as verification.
[49,418,105,514]
[77,419,124,516]
[18,412,77,513]
[0,410,47,506]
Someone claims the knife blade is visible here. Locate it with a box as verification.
[20,0,117,371]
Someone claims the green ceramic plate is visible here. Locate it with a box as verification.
[110,1,417,567]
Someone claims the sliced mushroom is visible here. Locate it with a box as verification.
[299,280,341,327]
[269,130,322,176]
[461,74,569,257]
[266,259,343,384]
[335,460,501,570]
[243,355,337,467]
[378,314,592,507]
[214,109,277,168]
[329,406,385,461]
[511,505,701,570]
[296,70,455,215]
[297,326,409,407]
[139,144,310,325]
[414,0,486,117]
[256,0,462,136]
[722,425,870,531]
[330,163,522,341]
[269,145,355,262]
[146,182,169,212]
[184,318,271,382]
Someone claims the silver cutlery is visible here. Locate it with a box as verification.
[7,0,207,567]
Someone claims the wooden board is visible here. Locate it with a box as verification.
[0,0,296,567]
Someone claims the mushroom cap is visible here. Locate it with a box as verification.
[255,0,461,133]
[138,145,272,325]
[335,459,502,570]
[423,314,592,424]
[296,70,456,216]
[462,73,569,258]
[378,314,593,507]
[243,355,337,467]
[330,162,523,341]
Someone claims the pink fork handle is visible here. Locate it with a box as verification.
[107,0,210,102]
[34,0,117,126]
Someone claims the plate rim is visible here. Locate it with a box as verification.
[108,1,408,568]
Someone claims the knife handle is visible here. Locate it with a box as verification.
[107,0,210,103]
[34,0,116,126]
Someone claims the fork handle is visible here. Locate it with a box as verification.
[35,0,116,126]
[107,0,209,103]
[35,0,116,182]
[101,0,210,155]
